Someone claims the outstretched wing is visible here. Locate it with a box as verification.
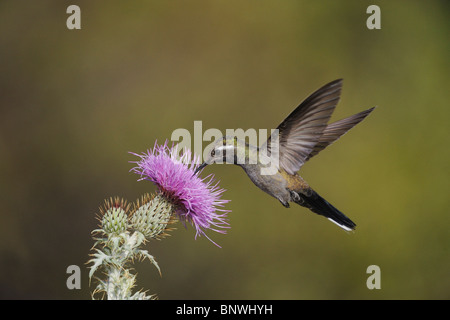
[305,107,376,162]
[262,79,342,175]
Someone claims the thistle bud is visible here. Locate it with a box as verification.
[99,197,130,235]
[130,193,176,239]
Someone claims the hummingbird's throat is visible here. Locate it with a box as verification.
[212,143,279,176]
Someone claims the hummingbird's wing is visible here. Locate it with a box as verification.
[262,79,342,175]
[304,107,376,162]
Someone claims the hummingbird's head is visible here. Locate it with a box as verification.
[195,136,250,174]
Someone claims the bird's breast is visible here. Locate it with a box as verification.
[241,164,290,200]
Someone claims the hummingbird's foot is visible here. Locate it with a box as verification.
[278,199,290,208]
[289,190,304,204]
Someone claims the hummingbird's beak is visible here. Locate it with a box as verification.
[194,162,208,175]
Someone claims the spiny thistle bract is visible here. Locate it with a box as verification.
[88,141,231,299]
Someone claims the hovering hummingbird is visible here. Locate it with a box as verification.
[195,79,375,231]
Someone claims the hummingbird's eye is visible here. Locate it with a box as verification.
[211,149,216,157]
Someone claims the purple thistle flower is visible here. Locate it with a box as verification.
[130,141,230,247]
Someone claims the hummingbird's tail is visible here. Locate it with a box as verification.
[291,189,356,231]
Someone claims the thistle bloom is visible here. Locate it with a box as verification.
[130,141,230,246]
[89,141,230,299]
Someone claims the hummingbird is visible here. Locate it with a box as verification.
[195,79,375,231]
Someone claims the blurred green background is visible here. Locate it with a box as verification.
[0,1,449,299]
